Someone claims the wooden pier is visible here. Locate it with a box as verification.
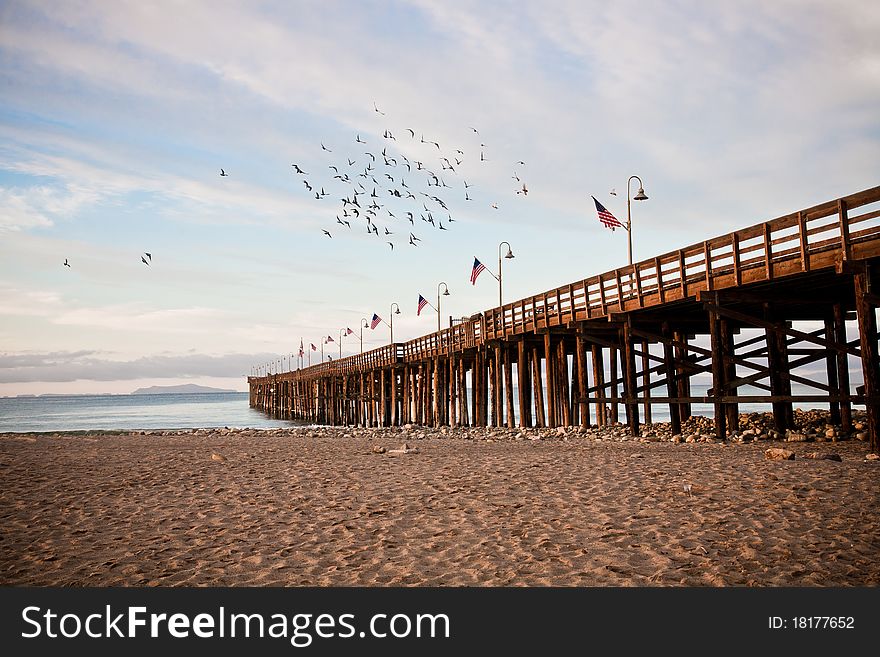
[249,185,880,453]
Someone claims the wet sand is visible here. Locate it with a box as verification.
[1,424,877,586]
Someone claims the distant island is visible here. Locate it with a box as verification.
[130,384,237,395]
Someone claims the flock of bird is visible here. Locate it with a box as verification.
[63,104,530,269]
[227,103,530,252]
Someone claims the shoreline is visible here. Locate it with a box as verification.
[1,415,878,587]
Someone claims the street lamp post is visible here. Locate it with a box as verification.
[338,328,346,359]
[360,318,369,354]
[498,241,515,306]
[437,282,450,332]
[390,303,400,344]
[626,175,649,266]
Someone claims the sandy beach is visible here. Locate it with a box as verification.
[1,419,878,587]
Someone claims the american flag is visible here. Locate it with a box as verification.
[345,327,354,335]
[310,343,317,351]
[370,313,382,329]
[325,335,334,343]
[298,338,304,357]
[417,294,429,316]
[592,196,624,231]
[470,257,486,285]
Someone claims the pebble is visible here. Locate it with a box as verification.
[210,452,227,463]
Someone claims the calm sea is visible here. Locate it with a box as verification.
[0,392,304,433]
[0,385,839,433]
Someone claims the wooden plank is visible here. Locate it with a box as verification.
[678,250,687,297]
[838,199,851,261]
[797,211,810,272]
[763,222,773,280]
[634,264,644,308]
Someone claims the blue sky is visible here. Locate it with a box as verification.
[1,0,878,395]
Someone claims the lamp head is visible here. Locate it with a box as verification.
[443,289,450,296]
[504,248,515,259]
[394,307,400,314]
[633,186,648,201]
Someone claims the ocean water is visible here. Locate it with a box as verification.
[1,384,845,433]
[0,392,304,433]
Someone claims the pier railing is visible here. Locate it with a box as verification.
[254,185,880,381]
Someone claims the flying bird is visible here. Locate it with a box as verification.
[322,230,332,238]
[144,252,152,261]
[220,169,228,176]
[303,180,313,191]
[63,258,70,268]
[291,164,307,174]
[384,226,392,235]
[321,143,332,152]
[610,188,617,196]
[470,127,479,134]
[517,183,528,195]
[406,128,415,138]
[409,235,418,246]
[491,202,499,209]
[141,255,150,266]
[356,134,366,144]
[374,102,385,115]
[387,242,394,251]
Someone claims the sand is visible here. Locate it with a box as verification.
[0,425,878,587]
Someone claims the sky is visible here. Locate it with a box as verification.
[1,0,878,396]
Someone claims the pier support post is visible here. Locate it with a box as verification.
[591,344,605,426]
[662,323,682,435]
[674,331,692,420]
[833,304,853,433]
[544,334,556,428]
[517,340,531,428]
[532,345,545,427]
[504,347,516,428]
[854,269,880,453]
[609,345,619,424]
[622,320,640,436]
[709,303,727,439]
[721,319,739,432]
[641,340,652,424]
[576,336,590,427]
[764,303,793,432]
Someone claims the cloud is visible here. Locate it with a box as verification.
[0,350,277,383]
